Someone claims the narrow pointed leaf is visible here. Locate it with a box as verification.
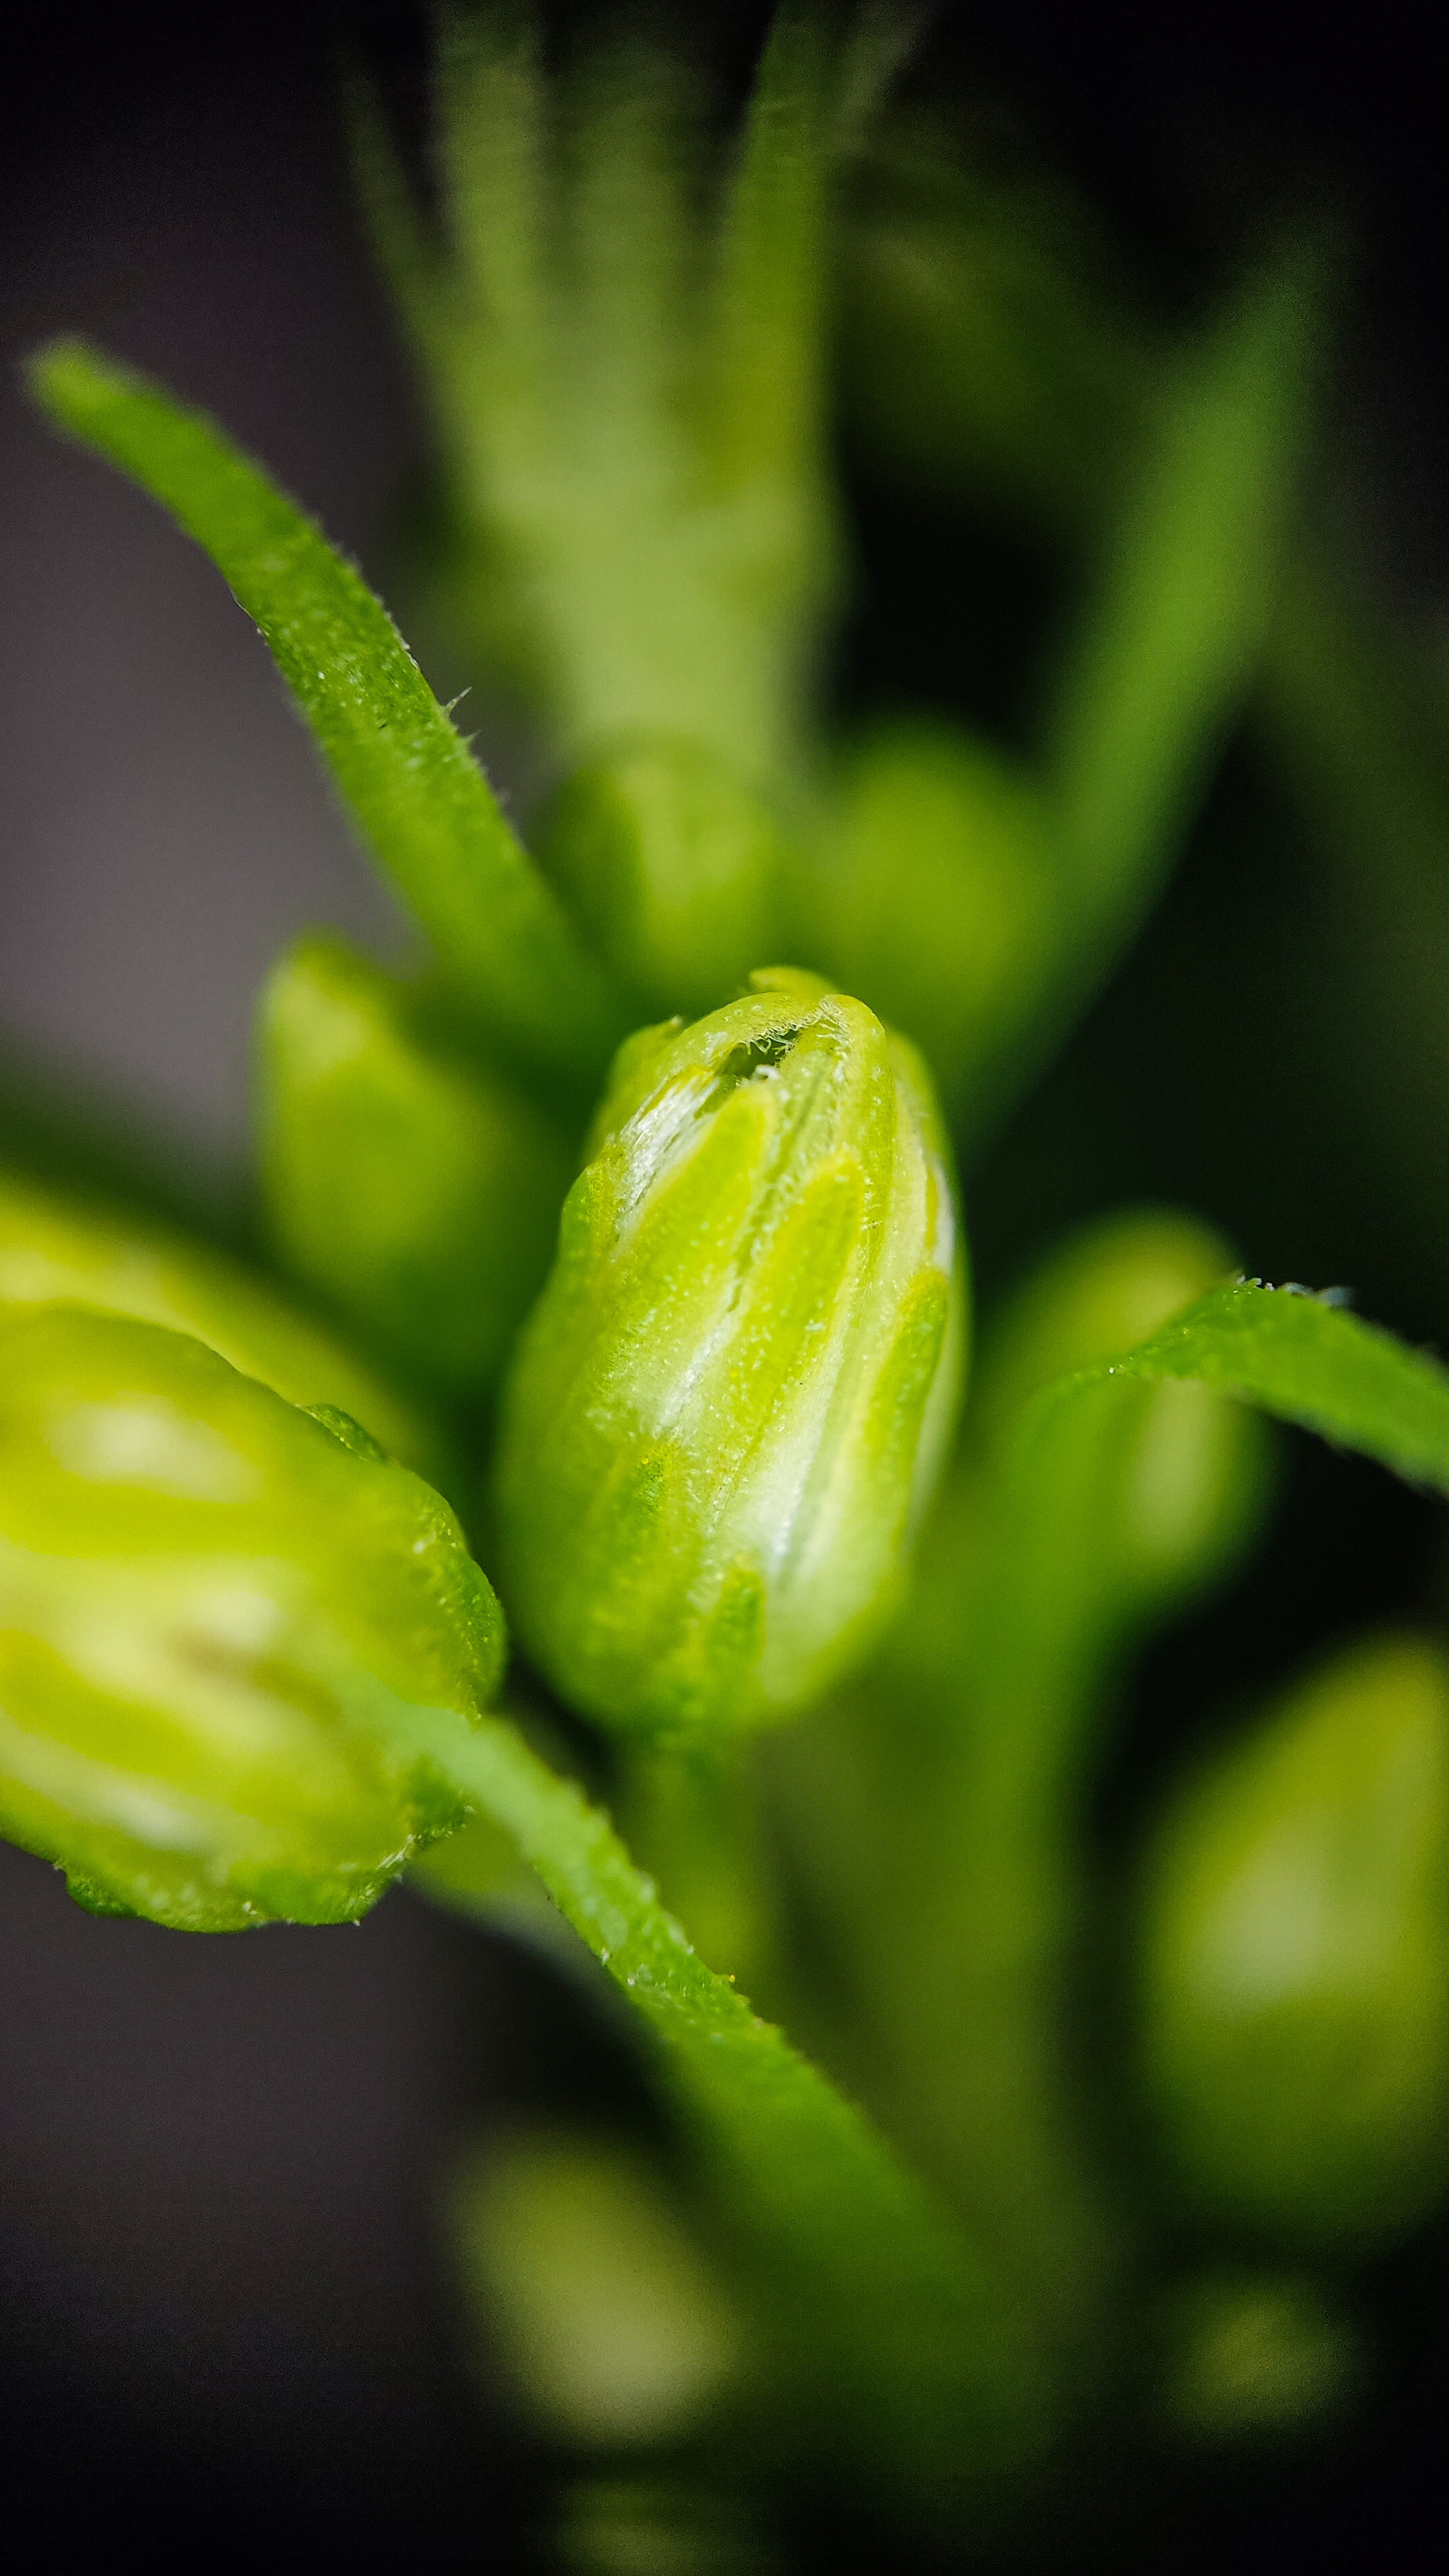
[1025,1277,1449,1495]
[27,337,628,1091]
[1032,240,1320,1043]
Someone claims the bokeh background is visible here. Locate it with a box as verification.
[3,2,1447,2561]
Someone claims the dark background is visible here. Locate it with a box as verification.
[3,3,1448,2564]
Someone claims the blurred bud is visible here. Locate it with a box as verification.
[0,1161,432,1474]
[979,1209,1266,1598]
[1137,1634,1449,2251]
[799,719,1049,1106]
[496,969,965,1739]
[0,1307,504,1928]
[557,2478,776,2576]
[538,735,784,1021]
[1155,2269,1361,2445]
[976,1211,1235,1441]
[896,1214,1262,1707]
[449,2125,740,2448]
[256,933,575,1399]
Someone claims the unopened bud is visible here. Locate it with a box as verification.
[1137,1634,1449,2251]
[0,1162,432,1473]
[802,719,1049,1110]
[538,736,784,1021]
[495,969,965,1739]
[978,1209,1268,1605]
[0,1307,504,1928]
[256,934,574,1398]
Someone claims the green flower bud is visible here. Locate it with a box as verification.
[890,1212,1264,1711]
[495,969,966,1739]
[255,934,575,1398]
[976,1209,1269,1609]
[1155,2269,1360,2444]
[0,1307,504,1929]
[799,719,1049,1108]
[0,1163,433,1474]
[538,736,784,1021]
[448,2124,740,2449]
[974,1212,1239,1446]
[1136,1634,1449,2251]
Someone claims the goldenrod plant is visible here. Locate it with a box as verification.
[7,4,1449,2559]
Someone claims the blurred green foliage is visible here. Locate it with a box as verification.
[7,2,1449,2559]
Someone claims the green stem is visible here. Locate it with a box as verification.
[400,1700,1034,2510]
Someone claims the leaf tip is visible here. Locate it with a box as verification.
[23,332,123,435]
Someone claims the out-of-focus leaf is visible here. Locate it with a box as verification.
[810,243,1317,1145]
[1255,543,1449,1275]
[838,106,1151,535]
[839,112,1449,1268]
[1008,245,1320,1130]
[354,5,901,783]
[27,338,628,1095]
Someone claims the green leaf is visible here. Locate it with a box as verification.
[838,107,1449,1245]
[711,0,835,499]
[1029,1276,1449,1495]
[25,337,628,1093]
